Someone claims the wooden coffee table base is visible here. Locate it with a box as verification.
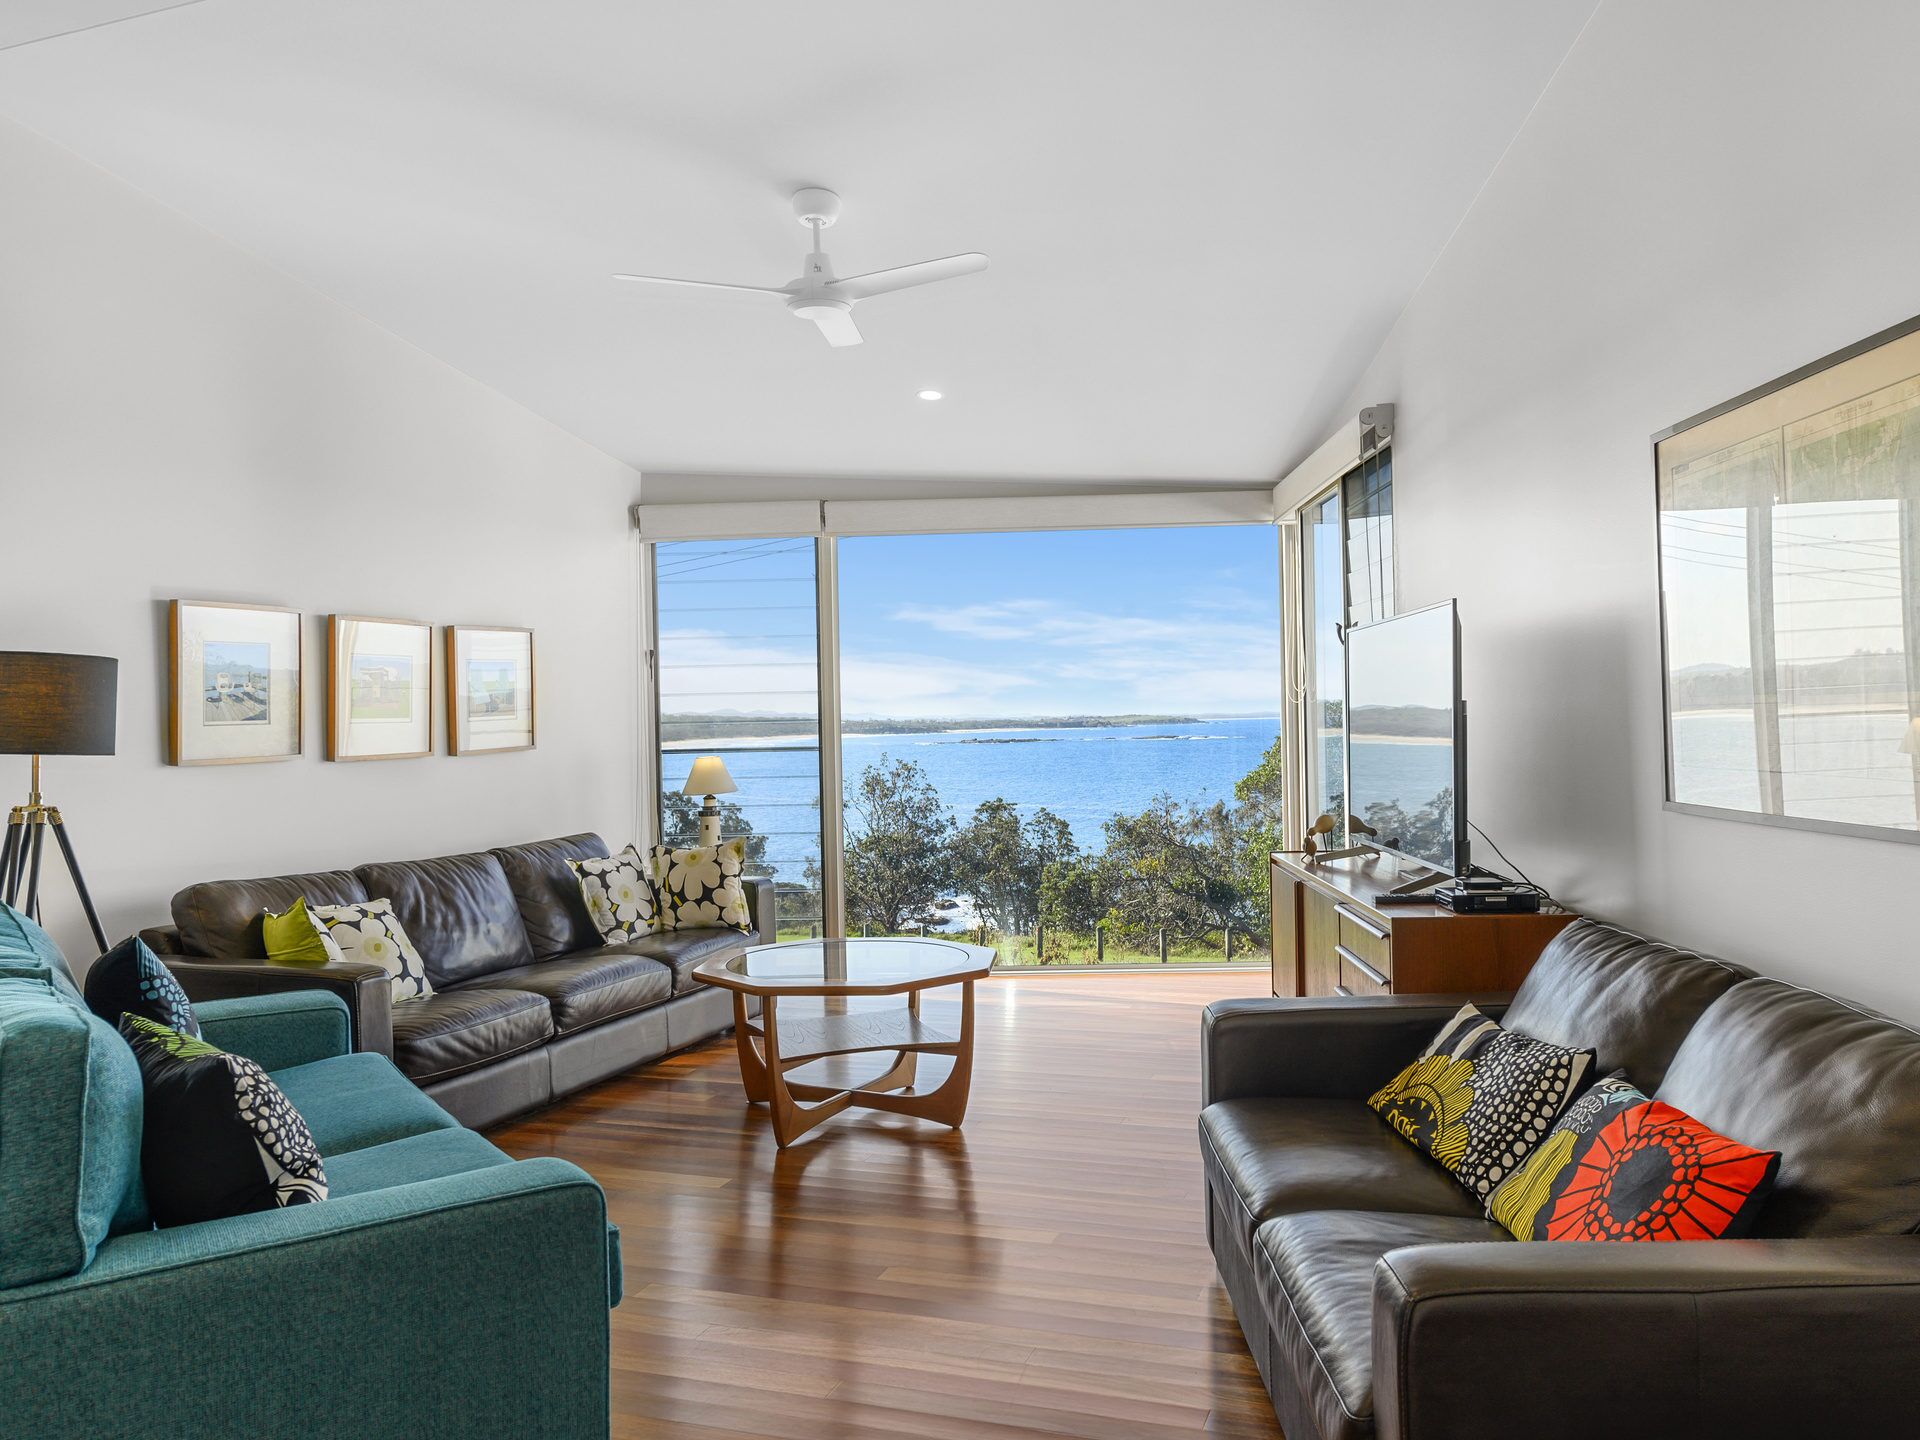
[729,982,976,1148]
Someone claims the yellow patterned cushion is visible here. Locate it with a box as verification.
[1370,1003,1593,1200]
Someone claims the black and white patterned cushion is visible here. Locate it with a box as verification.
[567,845,658,943]
[649,838,752,933]
[83,935,199,1036]
[306,899,434,1003]
[120,1014,329,1227]
[1369,1002,1593,1200]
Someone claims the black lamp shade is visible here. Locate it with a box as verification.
[0,652,118,756]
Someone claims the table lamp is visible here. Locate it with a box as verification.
[680,755,737,847]
[0,651,117,951]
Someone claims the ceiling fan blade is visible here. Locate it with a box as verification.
[805,303,863,347]
[612,273,789,296]
[830,252,988,301]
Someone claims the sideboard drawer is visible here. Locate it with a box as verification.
[1337,906,1391,980]
[1336,943,1391,996]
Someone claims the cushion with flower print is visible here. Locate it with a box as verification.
[567,845,659,944]
[304,899,434,1004]
[1485,1071,1780,1241]
[649,838,752,934]
[1368,1003,1593,1201]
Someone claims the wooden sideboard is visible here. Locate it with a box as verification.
[1268,851,1576,998]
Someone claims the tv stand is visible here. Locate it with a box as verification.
[1268,851,1573,998]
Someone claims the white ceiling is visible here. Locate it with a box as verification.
[0,0,1594,483]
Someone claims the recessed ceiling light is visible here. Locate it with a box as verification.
[917,389,943,401]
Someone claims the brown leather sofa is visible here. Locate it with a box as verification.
[141,833,773,1129]
[1201,917,1920,1439]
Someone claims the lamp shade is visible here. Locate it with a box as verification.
[1900,717,1920,757]
[680,754,737,796]
[0,652,117,756]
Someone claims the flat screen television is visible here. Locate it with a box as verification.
[1343,600,1467,878]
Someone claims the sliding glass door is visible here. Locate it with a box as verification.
[649,522,1285,964]
[1296,446,1395,845]
[651,538,825,937]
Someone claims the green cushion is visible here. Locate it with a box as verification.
[0,920,148,1288]
[268,1052,459,1155]
[261,897,333,967]
[323,1126,513,1199]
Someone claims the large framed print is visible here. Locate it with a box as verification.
[446,625,535,755]
[1655,313,1920,844]
[168,600,303,765]
[327,615,432,761]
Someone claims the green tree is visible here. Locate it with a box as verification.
[951,798,1077,934]
[1098,794,1207,944]
[1038,854,1104,934]
[1232,734,1285,918]
[843,755,955,932]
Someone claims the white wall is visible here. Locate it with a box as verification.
[0,118,644,967]
[1326,0,1920,1017]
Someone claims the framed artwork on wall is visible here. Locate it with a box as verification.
[168,600,303,765]
[326,615,432,761]
[1655,311,1920,844]
[445,625,535,755]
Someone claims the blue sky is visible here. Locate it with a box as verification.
[835,526,1281,719]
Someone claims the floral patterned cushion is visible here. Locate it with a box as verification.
[567,846,658,944]
[306,899,434,1003]
[649,838,752,933]
[1368,1002,1593,1201]
[120,1014,328,1227]
[1486,1072,1780,1241]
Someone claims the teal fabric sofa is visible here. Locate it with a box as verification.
[0,903,618,1440]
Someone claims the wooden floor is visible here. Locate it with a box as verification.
[492,970,1285,1440]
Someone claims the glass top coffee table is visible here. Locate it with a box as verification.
[692,937,994,1148]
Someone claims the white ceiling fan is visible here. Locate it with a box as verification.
[613,188,987,348]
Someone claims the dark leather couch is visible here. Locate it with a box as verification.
[1201,917,1920,1439]
[141,833,774,1129]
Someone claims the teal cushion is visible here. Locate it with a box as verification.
[0,966,147,1288]
[322,1126,512,1199]
[0,903,83,1003]
[268,1052,459,1155]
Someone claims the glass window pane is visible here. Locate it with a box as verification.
[1302,489,1348,841]
[654,538,823,935]
[835,525,1281,966]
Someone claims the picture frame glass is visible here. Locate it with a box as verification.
[172,601,303,764]
[450,627,534,753]
[332,617,432,760]
[1657,321,1920,840]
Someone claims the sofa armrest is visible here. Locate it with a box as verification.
[745,878,778,941]
[164,956,394,1060]
[0,1158,613,1438]
[194,991,351,1071]
[1372,1237,1920,1439]
[1200,993,1513,1106]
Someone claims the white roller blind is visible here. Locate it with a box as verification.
[631,499,822,540]
[631,488,1272,540]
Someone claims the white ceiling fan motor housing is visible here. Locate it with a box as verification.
[791,187,841,229]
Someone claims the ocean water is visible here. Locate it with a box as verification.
[1671,708,1920,828]
[664,716,1462,889]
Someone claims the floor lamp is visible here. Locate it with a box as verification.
[0,651,117,952]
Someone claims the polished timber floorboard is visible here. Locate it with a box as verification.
[491,971,1286,1440]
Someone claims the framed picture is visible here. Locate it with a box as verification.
[327,615,432,761]
[446,625,535,755]
[168,600,303,765]
[1655,311,1920,844]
